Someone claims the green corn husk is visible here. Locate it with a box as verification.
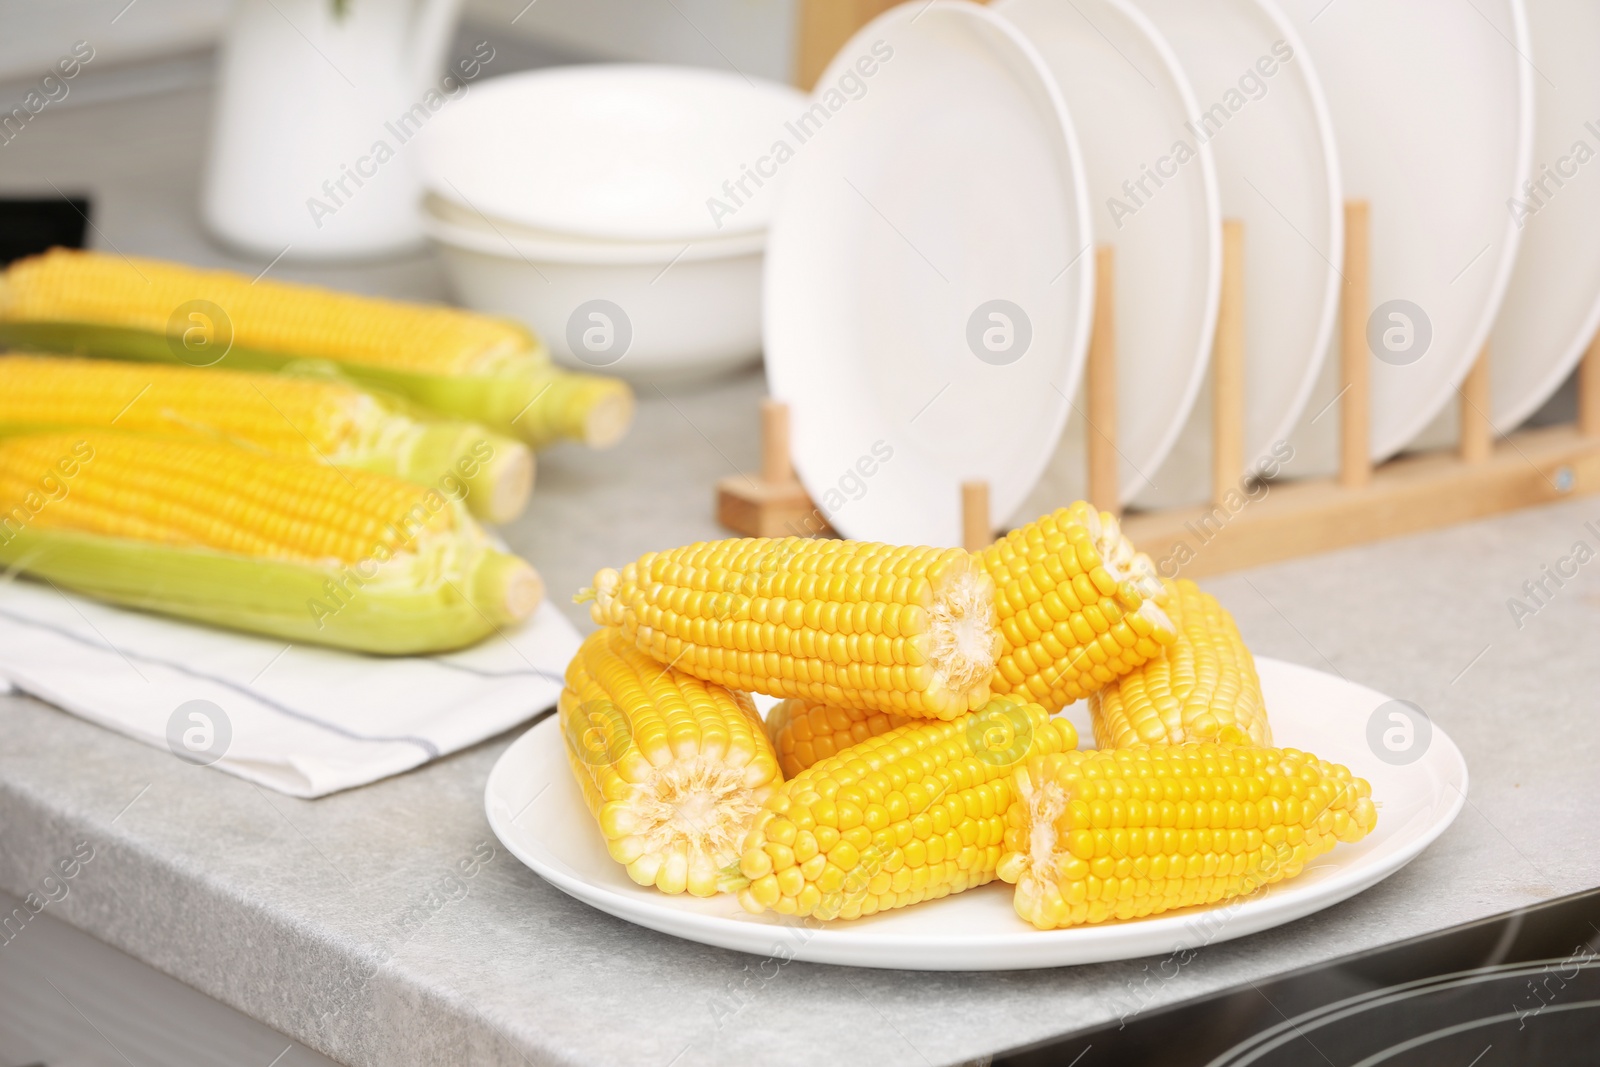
[0,526,543,655]
[0,320,634,451]
[360,418,533,525]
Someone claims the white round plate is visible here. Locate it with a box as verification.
[417,65,807,242]
[1491,0,1600,433]
[1129,0,1343,509]
[1279,0,1533,470]
[764,0,1094,547]
[486,658,1468,971]
[1000,0,1222,510]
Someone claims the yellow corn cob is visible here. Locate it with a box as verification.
[998,745,1378,930]
[737,699,1078,920]
[764,698,909,778]
[1091,579,1271,749]
[0,431,541,652]
[0,431,452,562]
[982,503,1175,712]
[1,250,524,374]
[0,353,533,523]
[561,628,782,896]
[0,249,634,450]
[587,537,1003,720]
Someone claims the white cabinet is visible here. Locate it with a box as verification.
[0,895,340,1067]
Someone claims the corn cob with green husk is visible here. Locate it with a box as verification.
[0,249,633,451]
[0,353,533,523]
[0,430,542,653]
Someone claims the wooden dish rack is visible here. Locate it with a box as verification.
[716,202,1600,572]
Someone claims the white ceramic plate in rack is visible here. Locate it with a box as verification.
[763,0,1094,547]
[1130,0,1343,509]
[1491,0,1600,433]
[417,65,807,242]
[486,658,1467,971]
[1000,0,1221,511]
[1279,0,1533,470]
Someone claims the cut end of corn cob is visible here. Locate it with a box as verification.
[997,745,1378,930]
[764,698,910,779]
[984,502,1175,712]
[561,628,782,897]
[470,441,534,525]
[481,362,636,450]
[397,420,534,524]
[475,551,545,626]
[588,539,1003,720]
[736,698,1078,920]
[1091,579,1271,749]
[929,556,1004,707]
[483,446,535,523]
[579,381,634,450]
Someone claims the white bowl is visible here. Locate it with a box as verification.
[423,194,765,261]
[416,64,808,243]
[424,208,764,384]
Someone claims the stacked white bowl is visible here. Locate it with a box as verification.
[417,64,807,383]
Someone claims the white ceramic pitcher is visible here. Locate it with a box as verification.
[201,0,464,260]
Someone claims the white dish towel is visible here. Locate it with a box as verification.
[0,579,581,797]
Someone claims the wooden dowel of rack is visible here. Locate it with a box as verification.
[961,481,991,553]
[1213,220,1246,505]
[1087,245,1120,515]
[714,400,830,538]
[760,399,793,483]
[1459,347,1493,463]
[795,0,901,89]
[1339,201,1373,488]
[1582,331,1600,438]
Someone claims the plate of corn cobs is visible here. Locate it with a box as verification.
[486,504,1466,969]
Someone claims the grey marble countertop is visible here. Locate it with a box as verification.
[3,77,1600,1067]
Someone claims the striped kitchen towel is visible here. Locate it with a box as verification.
[0,578,581,797]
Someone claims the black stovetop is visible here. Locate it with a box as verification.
[995,889,1600,1066]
